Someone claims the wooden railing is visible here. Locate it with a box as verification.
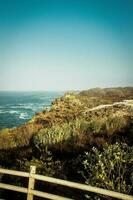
[0,166,133,200]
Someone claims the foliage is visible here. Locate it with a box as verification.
[33,109,131,153]
[33,119,83,152]
[81,143,133,199]
[16,147,63,177]
[85,113,130,136]
[0,87,133,199]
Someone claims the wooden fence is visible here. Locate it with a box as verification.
[0,166,133,200]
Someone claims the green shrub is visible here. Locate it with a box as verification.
[33,119,82,152]
[33,112,131,153]
[17,147,62,177]
[81,143,133,199]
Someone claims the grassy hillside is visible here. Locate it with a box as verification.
[0,87,133,150]
[0,87,133,199]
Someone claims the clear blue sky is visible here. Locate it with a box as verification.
[0,0,133,91]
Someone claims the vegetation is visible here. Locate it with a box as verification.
[0,87,133,199]
[81,143,133,199]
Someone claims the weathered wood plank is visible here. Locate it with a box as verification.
[0,167,133,200]
[0,168,29,178]
[33,174,133,200]
[32,190,73,200]
[0,183,27,193]
[27,166,36,200]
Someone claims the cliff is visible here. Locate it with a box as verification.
[0,87,133,151]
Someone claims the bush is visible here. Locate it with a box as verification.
[33,119,82,152]
[84,113,130,136]
[81,143,133,199]
[16,147,62,177]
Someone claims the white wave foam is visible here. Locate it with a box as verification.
[16,103,50,111]
[0,110,10,114]
[9,110,19,114]
[0,103,51,115]
[0,110,5,114]
[0,110,19,114]
[11,103,37,110]
[19,113,29,119]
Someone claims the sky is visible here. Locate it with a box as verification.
[0,0,133,91]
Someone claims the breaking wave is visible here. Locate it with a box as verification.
[19,112,29,120]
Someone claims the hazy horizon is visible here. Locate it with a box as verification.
[0,0,133,91]
[0,85,133,92]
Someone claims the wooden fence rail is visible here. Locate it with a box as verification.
[0,166,133,200]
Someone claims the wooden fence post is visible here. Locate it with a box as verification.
[27,166,36,200]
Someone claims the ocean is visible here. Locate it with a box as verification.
[0,91,64,130]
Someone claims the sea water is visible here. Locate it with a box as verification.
[0,91,64,130]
